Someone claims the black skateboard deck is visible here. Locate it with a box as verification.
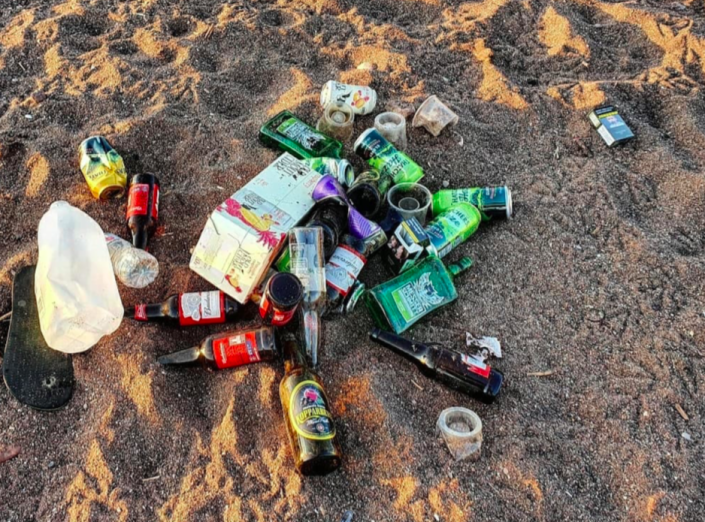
[2,266,74,410]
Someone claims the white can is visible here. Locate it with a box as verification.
[320,81,377,115]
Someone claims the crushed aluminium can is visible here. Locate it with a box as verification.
[301,157,355,188]
[78,136,127,200]
[588,105,634,147]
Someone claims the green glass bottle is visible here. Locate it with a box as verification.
[431,186,513,220]
[365,256,472,333]
[425,203,481,259]
[260,110,343,159]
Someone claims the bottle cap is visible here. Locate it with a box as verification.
[267,272,303,311]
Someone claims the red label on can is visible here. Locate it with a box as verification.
[259,292,297,326]
[178,291,225,326]
[134,304,148,321]
[126,184,150,218]
[212,332,260,369]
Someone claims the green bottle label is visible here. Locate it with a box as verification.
[426,204,480,258]
[289,380,336,441]
[391,272,445,322]
[277,118,325,151]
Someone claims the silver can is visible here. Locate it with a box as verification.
[320,81,377,115]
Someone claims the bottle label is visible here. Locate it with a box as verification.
[212,332,260,369]
[179,291,225,326]
[276,118,324,150]
[127,184,150,218]
[259,292,297,326]
[151,185,160,220]
[134,304,148,321]
[127,184,159,219]
[391,272,445,322]
[427,207,478,258]
[461,353,491,379]
[325,245,366,297]
[289,380,336,441]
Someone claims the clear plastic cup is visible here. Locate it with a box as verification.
[412,95,458,137]
[437,407,482,461]
[374,112,407,150]
[387,182,432,226]
[317,101,354,142]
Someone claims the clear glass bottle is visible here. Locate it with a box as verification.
[289,227,326,367]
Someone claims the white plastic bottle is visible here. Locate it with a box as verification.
[105,234,159,288]
[35,201,123,353]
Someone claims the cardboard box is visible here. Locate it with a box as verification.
[383,218,431,274]
[190,153,321,303]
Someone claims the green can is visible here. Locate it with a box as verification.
[354,128,424,184]
[425,202,481,258]
[432,186,513,220]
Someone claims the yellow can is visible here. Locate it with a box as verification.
[78,136,127,199]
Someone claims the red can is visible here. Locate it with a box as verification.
[259,272,303,326]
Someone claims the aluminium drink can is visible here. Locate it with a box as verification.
[320,81,377,115]
[354,128,424,185]
[432,186,513,220]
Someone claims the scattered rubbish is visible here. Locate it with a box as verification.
[260,110,343,159]
[466,333,502,359]
[0,311,11,322]
[426,203,481,259]
[366,256,473,333]
[0,445,21,465]
[374,111,407,150]
[142,475,161,483]
[312,175,387,248]
[412,95,458,137]
[301,157,355,188]
[526,370,554,377]
[383,218,431,274]
[280,330,342,475]
[317,101,355,142]
[157,326,277,369]
[675,404,689,421]
[105,233,159,289]
[325,235,367,315]
[126,173,160,250]
[79,136,127,200]
[190,153,320,303]
[307,201,349,259]
[320,81,377,115]
[36,201,122,353]
[386,182,432,228]
[290,227,326,367]
[681,432,692,442]
[432,186,513,220]
[354,128,424,184]
[437,407,483,460]
[125,290,240,325]
[369,328,503,402]
[588,105,634,147]
[339,510,354,522]
[260,273,303,326]
[3,266,75,410]
[346,170,386,219]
